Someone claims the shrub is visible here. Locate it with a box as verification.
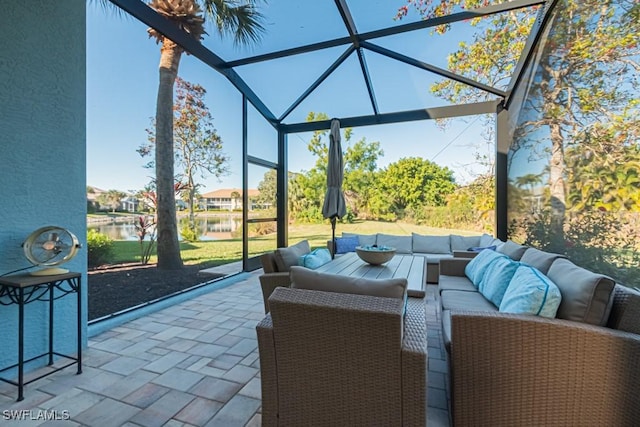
[510,209,640,287]
[180,224,199,242]
[134,215,156,265]
[252,221,276,236]
[87,229,113,267]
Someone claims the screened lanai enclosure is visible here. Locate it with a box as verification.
[102,0,640,288]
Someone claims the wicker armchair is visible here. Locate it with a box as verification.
[258,252,291,313]
[259,240,312,313]
[257,287,428,426]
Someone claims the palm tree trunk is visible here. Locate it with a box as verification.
[155,40,183,270]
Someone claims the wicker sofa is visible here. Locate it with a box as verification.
[437,241,640,426]
[256,269,428,426]
[329,232,500,284]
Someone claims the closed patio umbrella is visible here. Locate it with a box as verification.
[322,118,347,258]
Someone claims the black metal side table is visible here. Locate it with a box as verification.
[0,272,82,401]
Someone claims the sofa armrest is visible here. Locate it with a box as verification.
[439,258,471,276]
[326,239,335,255]
[259,272,291,313]
[607,284,640,334]
[256,315,278,426]
[450,312,640,426]
[452,250,478,258]
[401,298,428,426]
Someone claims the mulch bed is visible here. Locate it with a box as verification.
[88,263,223,321]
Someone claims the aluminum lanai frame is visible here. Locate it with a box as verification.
[108,0,557,269]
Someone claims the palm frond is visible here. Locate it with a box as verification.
[202,0,266,46]
[87,0,131,20]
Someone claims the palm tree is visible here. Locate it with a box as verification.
[146,0,264,269]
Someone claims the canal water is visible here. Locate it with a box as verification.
[88,216,242,241]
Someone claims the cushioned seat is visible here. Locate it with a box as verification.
[437,274,477,293]
[440,289,499,312]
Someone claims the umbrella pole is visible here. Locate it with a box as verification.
[331,217,337,259]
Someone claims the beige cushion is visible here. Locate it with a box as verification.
[260,253,278,274]
[546,258,615,326]
[479,234,496,248]
[420,254,454,264]
[412,233,450,254]
[290,266,407,299]
[520,247,565,275]
[274,240,311,272]
[440,290,499,312]
[377,233,412,254]
[497,240,528,260]
[450,235,481,251]
[438,275,477,294]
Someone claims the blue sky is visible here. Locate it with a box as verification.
[86,2,496,194]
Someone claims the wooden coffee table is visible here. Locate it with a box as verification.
[316,252,426,298]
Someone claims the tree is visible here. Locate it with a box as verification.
[515,1,639,249]
[139,77,229,234]
[256,169,307,220]
[397,0,639,249]
[300,112,383,222]
[377,157,457,217]
[145,0,265,269]
[136,180,190,213]
[566,115,640,212]
[97,189,126,213]
[514,173,543,194]
[343,137,384,219]
[256,169,276,206]
[230,190,241,210]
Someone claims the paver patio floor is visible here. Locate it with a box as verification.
[0,268,450,426]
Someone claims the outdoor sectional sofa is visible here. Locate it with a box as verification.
[437,240,640,426]
[330,231,501,283]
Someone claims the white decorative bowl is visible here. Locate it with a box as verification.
[355,245,396,265]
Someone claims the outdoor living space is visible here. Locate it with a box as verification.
[2,0,640,426]
[0,270,451,427]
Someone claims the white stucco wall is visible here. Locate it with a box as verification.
[0,1,87,372]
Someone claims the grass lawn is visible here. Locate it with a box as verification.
[107,220,482,267]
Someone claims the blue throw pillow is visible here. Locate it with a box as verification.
[464,249,507,288]
[335,237,359,254]
[299,248,332,269]
[479,256,520,307]
[500,265,562,318]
